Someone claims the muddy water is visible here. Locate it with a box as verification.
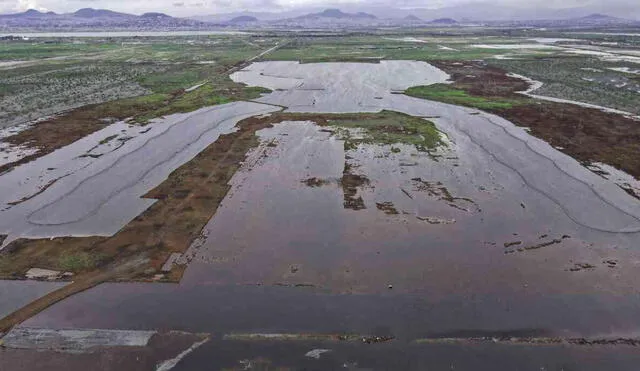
[25,118,640,339]
[0,280,66,318]
[231,61,450,113]
[177,118,640,298]
[19,61,640,341]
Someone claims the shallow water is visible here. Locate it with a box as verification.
[231,60,450,113]
[0,280,66,318]
[0,101,279,246]
[12,60,640,340]
[176,118,640,297]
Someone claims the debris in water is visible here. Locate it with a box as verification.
[305,349,331,359]
[301,177,331,187]
[505,238,563,254]
[361,336,395,344]
[568,263,597,272]
[340,163,370,210]
[411,178,478,212]
[376,202,399,215]
[416,216,456,225]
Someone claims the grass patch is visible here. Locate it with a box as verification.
[58,253,100,272]
[405,84,520,110]
[329,114,445,151]
[269,111,445,152]
[135,83,270,124]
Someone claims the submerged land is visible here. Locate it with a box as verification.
[1,26,640,370]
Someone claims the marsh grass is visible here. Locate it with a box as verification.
[405,84,521,110]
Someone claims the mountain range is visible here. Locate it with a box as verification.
[0,8,206,30]
[0,6,639,31]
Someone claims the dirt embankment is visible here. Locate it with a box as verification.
[431,61,640,180]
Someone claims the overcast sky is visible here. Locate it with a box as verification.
[0,0,636,16]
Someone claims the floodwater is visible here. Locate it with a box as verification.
[230,60,450,113]
[0,101,279,246]
[0,280,66,318]
[12,61,640,348]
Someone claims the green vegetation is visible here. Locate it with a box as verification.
[0,41,120,60]
[490,58,640,115]
[136,83,270,123]
[264,37,510,63]
[323,110,446,152]
[58,253,102,272]
[0,36,281,128]
[405,84,521,110]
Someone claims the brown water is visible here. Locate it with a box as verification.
[24,120,640,341]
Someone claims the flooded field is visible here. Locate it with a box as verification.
[2,29,640,367]
[15,61,640,347]
[0,102,278,245]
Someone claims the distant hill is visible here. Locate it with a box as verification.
[507,12,638,27]
[404,15,422,22]
[73,8,132,18]
[1,6,638,31]
[0,8,207,30]
[296,8,377,20]
[0,9,56,18]
[140,12,172,19]
[430,18,457,24]
[228,15,258,23]
[574,13,627,24]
